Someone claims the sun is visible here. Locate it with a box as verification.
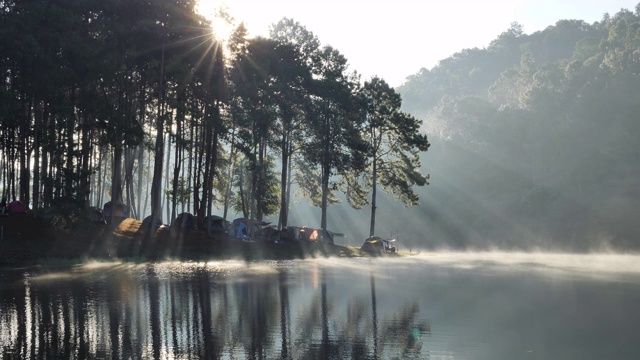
[196,0,236,42]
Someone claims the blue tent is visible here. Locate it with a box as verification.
[229,218,269,239]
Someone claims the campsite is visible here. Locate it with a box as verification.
[0,208,404,266]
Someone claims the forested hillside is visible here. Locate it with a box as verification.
[397,5,640,250]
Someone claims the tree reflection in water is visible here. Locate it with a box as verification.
[0,261,428,359]
[279,270,292,360]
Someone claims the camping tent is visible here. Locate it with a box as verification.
[89,207,107,224]
[230,218,249,239]
[103,201,129,218]
[142,215,164,233]
[360,236,396,254]
[299,227,335,244]
[205,215,230,237]
[171,212,197,230]
[7,199,27,214]
[279,226,301,242]
[253,226,280,242]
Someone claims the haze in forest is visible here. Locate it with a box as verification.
[276,2,640,253]
[391,4,640,252]
[292,3,640,252]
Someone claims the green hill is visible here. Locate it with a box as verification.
[395,7,640,251]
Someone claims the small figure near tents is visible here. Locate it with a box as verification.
[228,218,271,240]
[236,222,249,240]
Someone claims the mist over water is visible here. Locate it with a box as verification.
[2,253,639,359]
[400,252,640,281]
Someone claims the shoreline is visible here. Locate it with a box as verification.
[0,215,379,266]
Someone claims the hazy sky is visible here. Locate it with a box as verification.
[198,0,639,87]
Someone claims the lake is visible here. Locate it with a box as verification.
[1,252,639,359]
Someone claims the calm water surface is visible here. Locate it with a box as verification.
[1,253,640,359]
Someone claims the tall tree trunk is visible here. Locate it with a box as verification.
[197,104,218,228]
[286,151,293,224]
[192,111,203,216]
[171,134,181,222]
[186,108,195,215]
[196,124,209,224]
[111,140,124,224]
[66,88,76,199]
[90,145,97,207]
[320,113,331,231]
[150,124,165,227]
[135,145,144,218]
[124,148,136,219]
[80,110,92,207]
[164,131,171,222]
[143,145,152,220]
[8,129,16,200]
[171,86,185,222]
[249,142,257,229]
[320,162,329,231]
[150,43,166,231]
[19,95,31,205]
[207,132,217,218]
[96,148,105,208]
[54,115,64,200]
[32,101,42,210]
[223,129,236,220]
[136,78,147,219]
[238,159,247,218]
[41,111,51,207]
[278,133,289,229]
[369,155,378,237]
[255,140,265,222]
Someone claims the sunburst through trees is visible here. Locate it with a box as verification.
[0,1,430,236]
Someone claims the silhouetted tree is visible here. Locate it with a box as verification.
[351,77,431,237]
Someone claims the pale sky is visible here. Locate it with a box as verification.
[198,0,639,87]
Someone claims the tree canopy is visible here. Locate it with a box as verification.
[0,2,430,238]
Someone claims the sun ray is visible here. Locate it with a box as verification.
[196,0,236,43]
[161,23,224,82]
